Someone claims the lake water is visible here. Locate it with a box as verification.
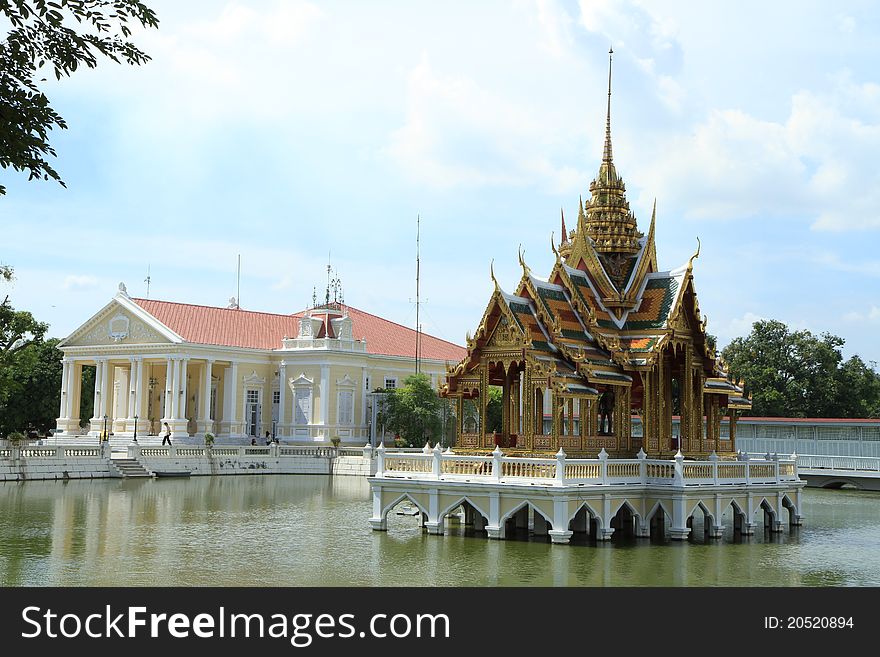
[1,475,879,586]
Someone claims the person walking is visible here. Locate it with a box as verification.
[161,422,172,446]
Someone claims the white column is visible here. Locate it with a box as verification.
[278,361,287,430]
[179,357,189,421]
[92,359,104,420]
[320,364,330,426]
[170,357,181,419]
[59,359,71,418]
[201,359,214,422]
[66,360,78,418]
[226,361,239,432]
[361,366,368,427]
[132,357,143,419]
[163,356,174,420]
[97,359,111,418]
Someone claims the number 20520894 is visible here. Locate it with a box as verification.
[764,617,853,629]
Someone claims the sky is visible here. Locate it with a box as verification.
[2,0,880,364]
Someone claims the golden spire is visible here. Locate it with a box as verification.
[582,46,642,262]
[603,47,613,164]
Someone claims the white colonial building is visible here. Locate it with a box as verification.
[54,284,465,445]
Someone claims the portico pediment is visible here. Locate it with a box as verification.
[59,294,181,348]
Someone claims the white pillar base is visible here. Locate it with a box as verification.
[548,530,573,544]
[485,525,505,540]
[708,525,725,538]
[369,517,387,531]
[669,527,691,540]
[597,527,615,541]
[424,521,444,535]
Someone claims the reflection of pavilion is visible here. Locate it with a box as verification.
[442,53,749,457]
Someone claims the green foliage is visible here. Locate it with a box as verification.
[486,386,502,433]
[722,319,880,418]
[0,335,63,435]
[377,373,454,447]
[0,0,159,195]
[6,430,24,444]
[204,432,215,446]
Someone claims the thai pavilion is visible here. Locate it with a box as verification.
[441,53,750,458]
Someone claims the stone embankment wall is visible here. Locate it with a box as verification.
[0,446,112,482]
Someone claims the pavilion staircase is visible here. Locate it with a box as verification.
[110,458,154,478]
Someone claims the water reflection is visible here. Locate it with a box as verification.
[1,478,879,586]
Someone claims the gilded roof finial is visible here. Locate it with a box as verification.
[560,207,568,243]
[688,236,701,270]
[603,46,614,164]
[550,231,559,259]
[490,259,499,291]
[518,244,531,276]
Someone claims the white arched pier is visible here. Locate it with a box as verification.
[369,446,804,544]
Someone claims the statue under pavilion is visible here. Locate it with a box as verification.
[441,52,750,458]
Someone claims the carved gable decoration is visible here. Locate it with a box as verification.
[486,316,520,349]
[63,304,169,347]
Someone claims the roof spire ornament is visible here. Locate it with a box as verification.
[490,259,500,291]
[518,245,531,277]
[603,46,614,165]
[688,237,701,271]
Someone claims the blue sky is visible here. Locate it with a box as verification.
[2,0,880,363]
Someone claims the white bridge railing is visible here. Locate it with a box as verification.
[779,453,880,475]
[377,445,799,488]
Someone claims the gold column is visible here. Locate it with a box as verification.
[479,358,489,448]
[642,371,652,452]
[695,368,705,454]
[682,346,693,453]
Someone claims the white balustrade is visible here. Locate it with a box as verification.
[376,447,800,488]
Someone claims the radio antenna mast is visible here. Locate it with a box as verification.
[416,214,421,374]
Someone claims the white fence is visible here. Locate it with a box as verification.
[376,446,798,488]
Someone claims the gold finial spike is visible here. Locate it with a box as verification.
[688,237,701,270]
[550,231,559,259]
[603,46,614,164]
[490,259,499,291]
[560,207,568,242]
[518,244,531,276]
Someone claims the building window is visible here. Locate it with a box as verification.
[294,388,312,425]
[338,390,354,425]
[384,377,397,389]
[365,376,370,391]
[246,390,259,404]
[273,390,280,404]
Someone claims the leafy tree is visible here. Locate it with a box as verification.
[0,336,62,435]
[1,0,159,195]
[377,373,453,447]
[722,319,880,418]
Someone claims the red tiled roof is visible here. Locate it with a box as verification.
[131,298,466,362]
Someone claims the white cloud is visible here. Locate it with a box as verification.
[630,79,880,230]
[385,55,587,191]
[63,275,99,291]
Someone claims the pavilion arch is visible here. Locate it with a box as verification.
[610,499,642,537]
[380,492,429,522]
[566,500,601,526]
[754,497,778,526]
[645,500,671,524]
[499,499,553,527]
[687,499,715,526]
[781,494,800,525]
[439,495,489,522]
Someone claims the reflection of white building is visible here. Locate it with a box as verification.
[55,284,465,445]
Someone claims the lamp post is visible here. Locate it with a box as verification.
[102,414,108,443]
[133,415,139,443]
